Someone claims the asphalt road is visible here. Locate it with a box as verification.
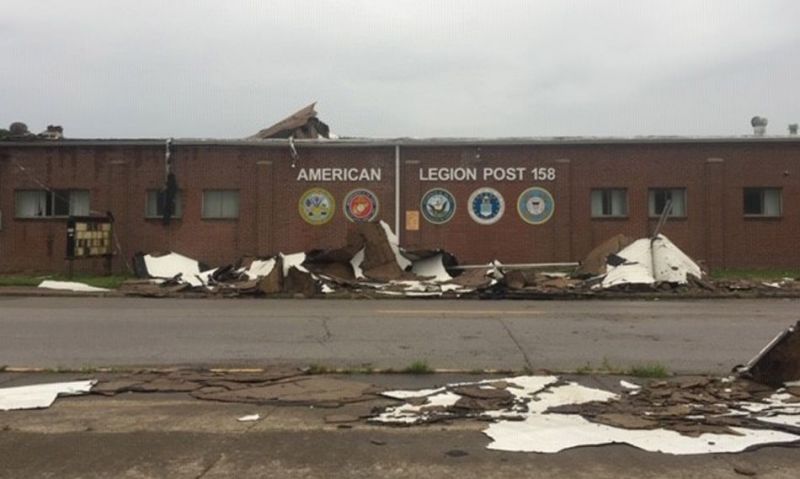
[0,297,797,373]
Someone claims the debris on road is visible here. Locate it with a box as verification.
[370,374,800,454]
[37,280,110,293]
[738,320,800,387]
[0,380,96,411]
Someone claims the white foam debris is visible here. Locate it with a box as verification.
[620,380,642,390]
[380,220,412,270]
[37,280,110,293]
[484,413,800,455]
[527,382,618,413]
[411,254,452,282]
[143,252,205,287]
[650,235,702,283]
[351,248,365,279]
[373,376,800,455]
[321,284,335,294]
[0,380,97,411]
[237,414,261,422]
[280,252,307,276]
[245,259,275,280]
[602,235,701,288]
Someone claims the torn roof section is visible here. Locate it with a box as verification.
[247,102,330,140]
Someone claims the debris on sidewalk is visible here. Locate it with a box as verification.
[37,280,110,293]
[370,374,800,454]
[0,380,97,411]
[91,368,382,408]
[237,414,261,422]
[738,321,800,387]
[193,376,380,407]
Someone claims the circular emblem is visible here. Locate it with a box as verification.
[299,188,335,225]
[517,187,555,225]
[343,188,379,222]
[468,187,505,225]
[420,188,456,224]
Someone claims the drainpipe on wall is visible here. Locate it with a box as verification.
[395,145,401,244]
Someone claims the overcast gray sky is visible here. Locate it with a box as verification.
[2,1,798,139]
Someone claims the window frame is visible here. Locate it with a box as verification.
[201,189,240,219]
[743,187,782,218]
[145,189,184,219]
[590,188,629,219]
[648,187,687,218]
[14,189,91,218]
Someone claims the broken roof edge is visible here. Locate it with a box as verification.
[2,135,800,148]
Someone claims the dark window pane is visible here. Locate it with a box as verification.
[743,189,762,215]
[53,190,70,216]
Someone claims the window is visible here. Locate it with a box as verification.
[743,188,781,217]
[15,189,90,218]
[146,190,183,218]
[202,190,239,219]
[591,189,628,217]
[648,188,686,217]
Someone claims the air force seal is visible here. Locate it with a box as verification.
[299,187,335,225]
[468,187,504,225]
[421,188,456,224]
[517,187,555,225]
[343,188,379,222]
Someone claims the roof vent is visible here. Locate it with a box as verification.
[751,116,768,136]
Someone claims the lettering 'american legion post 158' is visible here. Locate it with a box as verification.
[295,167,557,182]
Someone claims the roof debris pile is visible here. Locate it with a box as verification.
[371,321,800,454]
[115,230,800,299]
[126,221,493,298]
[370,374,800,454]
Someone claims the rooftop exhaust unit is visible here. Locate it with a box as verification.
[751,116,768,136]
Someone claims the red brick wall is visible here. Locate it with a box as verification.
[1,140,798,273]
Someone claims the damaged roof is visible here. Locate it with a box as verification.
[2,135,800,148]
[247,102,330,140]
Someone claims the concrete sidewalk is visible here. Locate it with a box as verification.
[1,372,798,478]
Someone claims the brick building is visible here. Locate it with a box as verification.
[0,136,798,273]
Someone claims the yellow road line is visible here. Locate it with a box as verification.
[375,310,541,315]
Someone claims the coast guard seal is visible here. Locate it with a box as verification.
[517,187,554,225]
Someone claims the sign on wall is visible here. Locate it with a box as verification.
[468,187,505,225]
[405,210,420,231]
[517,187,555,225]
[343,188,379,222]
[299,187,335,225]
[420,188,456,225]
[66,216,113,259]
